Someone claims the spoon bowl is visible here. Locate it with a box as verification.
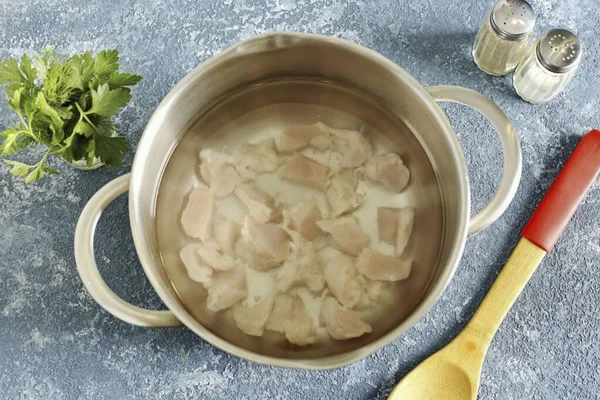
[388,331,485,400]
[391,361,474,400]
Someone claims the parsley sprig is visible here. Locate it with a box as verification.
[0,47,141,183]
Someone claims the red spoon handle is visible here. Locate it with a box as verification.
[522,130,600,252]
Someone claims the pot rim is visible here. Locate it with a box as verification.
[129,32,469,369]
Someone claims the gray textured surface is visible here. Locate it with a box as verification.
[0,0,599,399]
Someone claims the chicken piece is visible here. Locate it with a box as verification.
[238,215,291,270]
[356,276,386,309]
[232,291,276,336]
[288,200,323,241]
[180,187,215,241]
[199,149,243,197]
[278,124,331,154]
[395,207,414,256]
[265,294,295,333]
[284,295,317,346]
[196,241,236,271]
[204,267,247,312]
[377,206,414,255]
[324,253,362,308]
[317,123,372,168]
[277,236,324,293]
[265,294,317,345]
[356,248,411,281]
[377,207,399,245]
[319,297,372,340]
[179,243,213,283]
[234,183,281,224]
[236,138,283,173]
[280,153,330,191]
[365,153,410,193]
[326,169,363,217]
[316,216,370,257]
[213,219,241,257]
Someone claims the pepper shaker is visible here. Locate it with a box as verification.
[513,29,582,104]
[472,0,535,76]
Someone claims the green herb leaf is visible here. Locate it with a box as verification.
[0,128,34,156]
[94,49,120,76]
[95,134,128,167]
[7,87,23,111]
[85,138,96,166]
[20,54,37,84]
[4,160,32,177]
[69,52,94,90]
[60,132,86,163]
[73,120,95,137]
[44,166,60,175]
[33,46,55,81]
[0,58,24,84]
[25,164,47,183]
[88,83,131,117]
[36,92,63,128]
[108,72,142,88]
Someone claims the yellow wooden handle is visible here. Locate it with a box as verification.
[464,238,546,344]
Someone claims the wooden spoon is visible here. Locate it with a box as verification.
[388,130,600,400]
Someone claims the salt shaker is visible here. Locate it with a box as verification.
[513,29,582,104]
[472,0,535,76]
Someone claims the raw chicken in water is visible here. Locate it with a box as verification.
[200,149,249,197]
[232,291,277,336]
[326,169,363,217]
[172,118,421,345]
[235,183,281,224]
[204,267,247,312]
[396,207,414,256]
[265,294,295,333]
[277,123,331,154]
[356,248,411,282]
[179,243,213,283]
[283,295,317,346]
[280,152,330,191]
[317,216,370,256]
[365,153,410,193]
[180,186,214,241]
[213,219,241,257]
[377,206,414,256]
[356,277,386,309]
[320,297,372,340]
[377,207,400,245]
[277,234,324,293]
[236,138,283,173]
[237,215,291,270]
[287,200,323,241]
[196,241,236,271]
[265,293,317,346]
[324,252,362,308]
[318,123,372,168]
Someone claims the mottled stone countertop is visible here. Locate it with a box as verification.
[1,0,598,399]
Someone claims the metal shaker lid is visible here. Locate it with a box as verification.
[536,29,582,73]
[490,0,535,41]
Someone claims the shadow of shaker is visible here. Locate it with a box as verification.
[394,31,479,77]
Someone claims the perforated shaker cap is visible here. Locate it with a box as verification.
[536,29,582,73]
[490,0,535,41]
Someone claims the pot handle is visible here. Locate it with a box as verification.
[74,173,181,327]
[427,85,522,234]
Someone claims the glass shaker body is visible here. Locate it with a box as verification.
[513,31,582,104]
[473,11,533,76]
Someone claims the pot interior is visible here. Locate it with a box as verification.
[155,77,444,359]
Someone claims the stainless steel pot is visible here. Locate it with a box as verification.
[74,33,521,369]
